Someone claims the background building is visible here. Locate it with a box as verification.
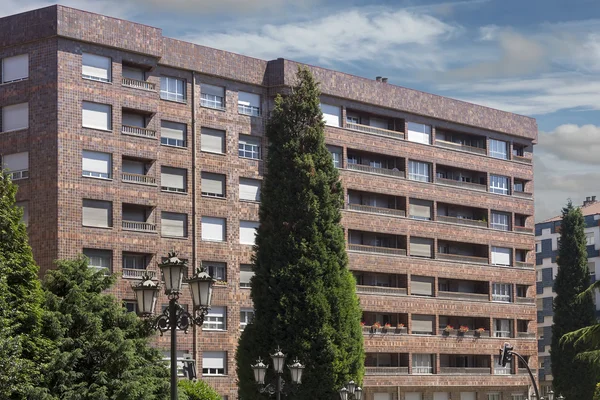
[535,196,600,394]
[0,6,537,400]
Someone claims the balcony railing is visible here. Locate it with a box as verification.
[439,367,490,375]
[515,297,535,305]
[238,104,261,117]
[437,253,488,264]
[514,261,534,269]
[122,124,157,139]
[347,163,405,178]
[436,215,487,228]
[513,155,532,164]
[121,77,156,91]
[412,366,434,374]
[122,172,156,186]
[435,139,486,155]
[513,191,533,199]
[438,291,489,302]
[356,285,408,296]
[362,326,407,335]
[365,367,409,375]
[348,244,407,256]
[345,122,405,140]
[347,203,406,217]
[122,220,157,232]
[514,226,534,233]
[517,332,536,339]
[122,269,156,279]
[494,367,513,375]
[435,177,487,192]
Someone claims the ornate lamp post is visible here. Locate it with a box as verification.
[251,347,305,399]
[132,253,215,400]
[339,380,363,400]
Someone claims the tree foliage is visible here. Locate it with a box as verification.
[37,257,169,399]
[236,67,364,399]
[0,171,49,399]
[551,200,598,399]
[178,379,222,400]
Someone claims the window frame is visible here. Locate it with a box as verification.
[81,52,112,83]
[408,160,431,182]
[203,306,227,331]
[490,211,510,231]
[160,76,186,103]
[2,54,29,84]
[489,175,510,195]
[489,138,508,160]
[238,135,261,160]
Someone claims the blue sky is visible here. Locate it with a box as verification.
[3,0,600,221]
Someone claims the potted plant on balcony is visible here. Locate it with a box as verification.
[443,325,453,336]
[371,321,381,333]
[395,323,405,334]
[474,327,486,337]
[458,326,469,336]
[383,323,392,333]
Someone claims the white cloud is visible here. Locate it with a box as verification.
[181,8,458,68]
[538,124,600,164]
[479,24,499,41]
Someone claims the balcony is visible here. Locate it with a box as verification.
[122,77,155,91]
[435,129,486,155]
[440,355,490,375]
[356,285,407,296]
[365,353,409,375]
[513,190,533,199]
[347,190,406,217]
[345,110,405,140]
[122,110,156,139]
[122,157,154,186]
[122,268,156,279]
[122,172,156,185]
[122,124,156,139]
[514,261,534,269]
[347,203,406,217]
[348,231,407,256]
[439,367,490,375]
[437,241,489,264]
[122,221,156,232]
[436,203,487,228]
[347,151,405,178]
[438,291,489,302]
[436,215,487,228]
[346,122,405,140]
[355,272,407,296]
[365,367,409,375]
[513,154,532,164]
[348,244,406,256]
[435,165,487,192]
[439,316,490,337]
[122,204,155,233]
[514,226,534,233]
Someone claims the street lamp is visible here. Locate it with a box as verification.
[547,390,554,400]
[557,395,565,400]
[339,380,363,400]
[132,252,215,400]
[251,347,305,399]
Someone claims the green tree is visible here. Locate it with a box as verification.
[551,200,598,399]
[236,67,364,399]
[0,171,49,399]
[178,380,221,400]
[38,257,169,399]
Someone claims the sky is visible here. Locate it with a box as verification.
[2,0,600,222]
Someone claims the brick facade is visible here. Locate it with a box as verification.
[0,5,537,400]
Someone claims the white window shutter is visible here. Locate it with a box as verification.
[82,102,111,130]
[82,200,111,227]
[201,128,225,153]
[122,66,144,80]
[2,152,28,171]
[202,352,225,369]
[161,212,187,237]
[202,217,225,241]
[201,172,225,196]
[162,167,186,190]
[161,121,186,140]
[202,84,225,97]
[434,393,450,400]
[411,315,434,333]
[239,178,261,201]
[2,54,28,83]
[492,246,511,265]
[238,92,260,107]
[460,393,476,400]
[320,103,341,127]
[405,393,422,400]
[82,53,111,81]
[2,102,28,131]
[82,151,111,175]
[239,221,259,245]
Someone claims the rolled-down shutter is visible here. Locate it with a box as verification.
[122,66,144,80]
[491,246,511,265]
[460,392,476,400]
[410,237,433,258]
[238,92,260,107]
[201,172,225,196]
[162,167,187,191]
[82,102,111,130]
[201,128,225,153]
[240,265,254,285]
[202,84,225,97]
[239,221,259,245]
[409,199,432,219]
[2,102,28,131]
[161,121,186,141]
[239,178,261,201]
[82,200,111,227]
[122,113,144,127]
[411,276,434,296]
[161,212,187,237]
[82,151,111,175]
[2,152,28,171]
[2,54,28,83]
[411,315,434,333]
[405,393,422,400]
[82,53,111,81]
[202,217,225,241]
[202,351,225,370]
[320,103,340,127]
[433,393,449,400]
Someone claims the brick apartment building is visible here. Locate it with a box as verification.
[0,6,537,400]
[535,197,600,395]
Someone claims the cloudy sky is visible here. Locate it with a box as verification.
[3,0,600,221]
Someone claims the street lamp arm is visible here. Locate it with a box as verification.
[510,350,540,400]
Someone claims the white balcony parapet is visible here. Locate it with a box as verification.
[347,163,405,178]
[435,139,486,155]
[122,172,156,186]
[365,367,409,375]
[346,122,405,140]
[356,285,408,296]
[122,77,156,91]
[437,215,487,228]
[438,291,489,302]
[348,244,407,256]
[440,367,491,375]
[437,253,488,264]
[122,124,157,139]
[122,269,156,279]
[347,203,406,217]
[435,177,487,192]
[122,220,156,232]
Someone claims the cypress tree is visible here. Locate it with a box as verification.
[551,200,598,398]
[236,67,364,399]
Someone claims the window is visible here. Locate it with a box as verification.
[82,53,111,82]
[412,315,434,335]
[83,248,112,273]
[201,128,225,154]
[320,103,341,127]
[511,395,525,400]
[408,160,431,182]
[374,394,392,400]
[240,264,253,288]
[513,180,524,192]
[240,221,259,245]
[494,319,512,338]
[411,276,434,296]
[327,145,342,168]
[516,285,527,298]
[161,120,186,147]
[82,200,112,228]
[433,393,450,400]
[492,283,512,302]
[2,54,28,83]
[460,393,476,400]
[161,212,187,237]
[161,167,187,193]
[201,172,225,198]
[489,175,509,195]
[494,355,511,375]
[202,351,226,375]
[201,83,225,110]
[2,102,28,132]
[410,237,433,258]
[586,232,595,246]
[407,122,431,145]
[405,394,423,400]
[491,246,511,266]
[15,201,28,226]
[122,66,145,81]
[160,76,185,102]
[82,150,111,179]
[202,217,226,242]
[491,211,510,231]
[238,91,260,116]
[203,261,226,282]
[240,309,254,330]
[204,306,226,330]
[535,241,541,253]
[412,354,433,374]
[239,178,261,202]
[124,301,137,313]
[487,394,501,400]
[2,151,29,180]
[122,253,148,271]
[239,135,261,159]
[489,139,508,159]
[82,101,111,131]
[409,199,432,220]
[590,262,596,282]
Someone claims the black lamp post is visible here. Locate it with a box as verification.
[132,252,215,400]
[339,380,363,400]
[251,347,305,399]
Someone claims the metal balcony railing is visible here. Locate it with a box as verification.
[437,215,487,228]
[365,367,409,375]
[345,122,405,140]
[121,77,156,91]
[122,172,156,185]
[346,203,406,217]
[435,177,487,192]
[355,285,408,296]
[122,124,157,139]
[347,163,405,178]
[348,244,407,256]
[122,220,157,232]
[435,139,486,155]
